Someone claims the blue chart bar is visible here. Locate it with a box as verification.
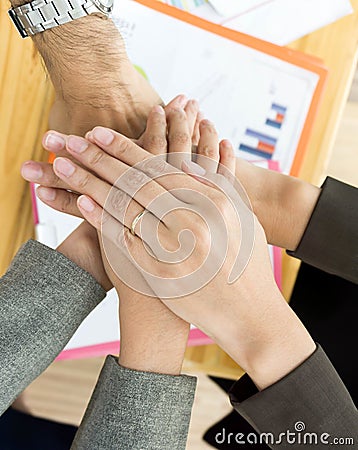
[266,119,282,129]
[272,103,287,115]
[239,144,273,160]
[266,103,287,129]
[245,129,277,146]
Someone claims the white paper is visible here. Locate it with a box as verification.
[161,0,353,45]
[208,0,264,17]
[114,0,320,174]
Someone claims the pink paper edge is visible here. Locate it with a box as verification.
[273,246,282,289]
[267,160,282,289]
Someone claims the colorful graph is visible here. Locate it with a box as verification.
[239,102,287,159]
[239,129,277,160]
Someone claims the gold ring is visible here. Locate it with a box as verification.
[130,210,146,236]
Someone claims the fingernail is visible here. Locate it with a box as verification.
[78,195,95,212]
[201,119,213,127]
[85,131,94,140]
[182,160,206,176]
[44,133,66,151]
[92,127,114,146]
[153,105,165,115]
[54,158,75,177]
[222,139,233,149]
[67,136,88,153]
[189,99,199,109]
[21,162,43,181]
[37,186,56,201]
[177,95,187,107]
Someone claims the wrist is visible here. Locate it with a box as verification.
[208,284,315,390]
[235,160,321,250]
[245,315,316,391]
[271,176,321,250]
[57,223,112,290]
[223,299,315,391]
[118,289,190,375]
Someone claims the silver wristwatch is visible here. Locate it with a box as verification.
[8,0,113,38]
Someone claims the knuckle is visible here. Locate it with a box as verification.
[171,131,191,146]
[200,144,218,159]
[101,210,111,227]
[76,172,91,191]
[151,113,166,127]
[186,99,199,112]
[121,169,150,192]
[59,193,75,213]
[42,167,61,187]
[145,134,167,151]
[169,108,186,120]
[117,227,134,250]
[109,189,129,213]
[115,228,127,248]
[114,137,130,156]
[138,157,168,178]
[88,149,105,167]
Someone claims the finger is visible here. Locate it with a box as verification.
[166,108,192,169]
[21,161,69,189]
[62,135,173,213]
[77,195,161,263]
[77,195,108,233]
[42,131,66,153]
[36,186,82,218]
[52,156,173,233]
[218,140,236,181]
[184,99,200,142]
[164,94,188,111]
[196,120,220,173]
[192,111,204,148]
[87,126,204,196]
[140,105,167,155]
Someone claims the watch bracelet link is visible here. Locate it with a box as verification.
[8,0,103,38]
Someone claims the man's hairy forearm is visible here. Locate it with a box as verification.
[10,0,162,136]
[32,17,135,106]
[9,0,127,98]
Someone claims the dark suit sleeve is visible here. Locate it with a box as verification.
[229,345,358,449]
[287,177,358,284]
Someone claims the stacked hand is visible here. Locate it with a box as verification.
[22,99,316,388]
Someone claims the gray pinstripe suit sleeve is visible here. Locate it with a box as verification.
[72,357,197,450]
[0,240,197,449]
[0,240,106,414]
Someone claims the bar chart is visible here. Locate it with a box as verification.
[239,102,287,160]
